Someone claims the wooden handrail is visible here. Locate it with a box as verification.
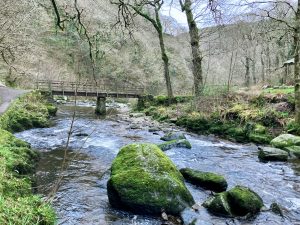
[35,79,145,96]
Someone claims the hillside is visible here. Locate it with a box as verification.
[0,0,293,95]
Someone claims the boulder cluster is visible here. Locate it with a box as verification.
[107,131,266,223]
[259,134,300,161]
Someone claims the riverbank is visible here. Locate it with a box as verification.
[0,91,57,224]
[138,86,296,145]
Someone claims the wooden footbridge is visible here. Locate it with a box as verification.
[36,79,145,115]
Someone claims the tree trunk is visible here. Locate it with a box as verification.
[294,0,300,124]
[227,51,234,92]
[182,0,203,96]
[266,42,271,80]
[252,46,257,84]
[155,9,173,99]
[245,57,250,87]
[261,50,265,83]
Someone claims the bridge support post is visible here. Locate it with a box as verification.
[95,97,106,115]
[137,96,145,111]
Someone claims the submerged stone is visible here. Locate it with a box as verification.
[180,168,227,193]
[158,139,192,151]
[258,147,288,162]
[284,145,300,159]
[203,186,263,217]
[271,134,300,148]
[107,143,195,215]
[160,131,186,141]
[270,202,284,217]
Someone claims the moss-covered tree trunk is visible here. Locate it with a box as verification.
[181,0,203,96]
[155,9,173,99]
[294,0,300,124]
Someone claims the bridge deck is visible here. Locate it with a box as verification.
[36,80,144,98]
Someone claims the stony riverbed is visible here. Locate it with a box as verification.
[15,102,300,225]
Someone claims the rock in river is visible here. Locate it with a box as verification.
[258,147,289,162]
[271,134,300,148]
[107,143,195,215]
[180,168,227,193]
[284,145,300,159]
[158,139,192,151]
[161,131,186,141]
[203,185,263,217]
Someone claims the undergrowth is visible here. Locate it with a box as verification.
[141,88,296,144]
[0,91,56,224]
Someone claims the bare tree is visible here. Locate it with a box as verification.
[242,0,300,123]
[113,0,174,98]
[179,0,204,96]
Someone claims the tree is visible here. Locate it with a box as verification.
[243,0,300,123]
[113,0,174,98]
[179,0,204,96]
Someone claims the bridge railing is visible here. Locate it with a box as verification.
[36,80,144,96]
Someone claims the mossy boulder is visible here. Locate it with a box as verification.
[158,139,192,151]
[180,168,227,193]
[160,132,186,141]
[203,186,263,217]
[271,134,300,148]
[284,145,300,159]
[203,192,232,216]
[46,104,58,116]
[227,186,264,216]
[258,147,288,162]
[107,143,195,215]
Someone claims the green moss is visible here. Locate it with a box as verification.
[202,192,232,216]
[284,146,300,158]
[0,129,55,224]
[180,168,227,193]
[263,87,294,95]
[0,129,30,148]
[0,195,56,225]
[203,186,263,217]
[0,91,52,132]
[248,133,272,144]
[271,134,300,148]
[227,186,263,216]
[158,139,192,151]
[107,143,194,215]
[46,103,58,116]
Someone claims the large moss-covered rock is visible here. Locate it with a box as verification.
[203,186,263,217]
[258,147,288,162]
[158,139,192,151]
[271,134,300,148]
[107,143,195,215]
[180,168,227,193]
[227,186,264,216]
[160,132,186,141]
[284,146,300,159]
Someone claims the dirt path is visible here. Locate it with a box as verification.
[0,87,30,115]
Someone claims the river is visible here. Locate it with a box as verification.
[15,103,300,225]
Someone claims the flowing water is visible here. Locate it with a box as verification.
[15,103,300,225]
